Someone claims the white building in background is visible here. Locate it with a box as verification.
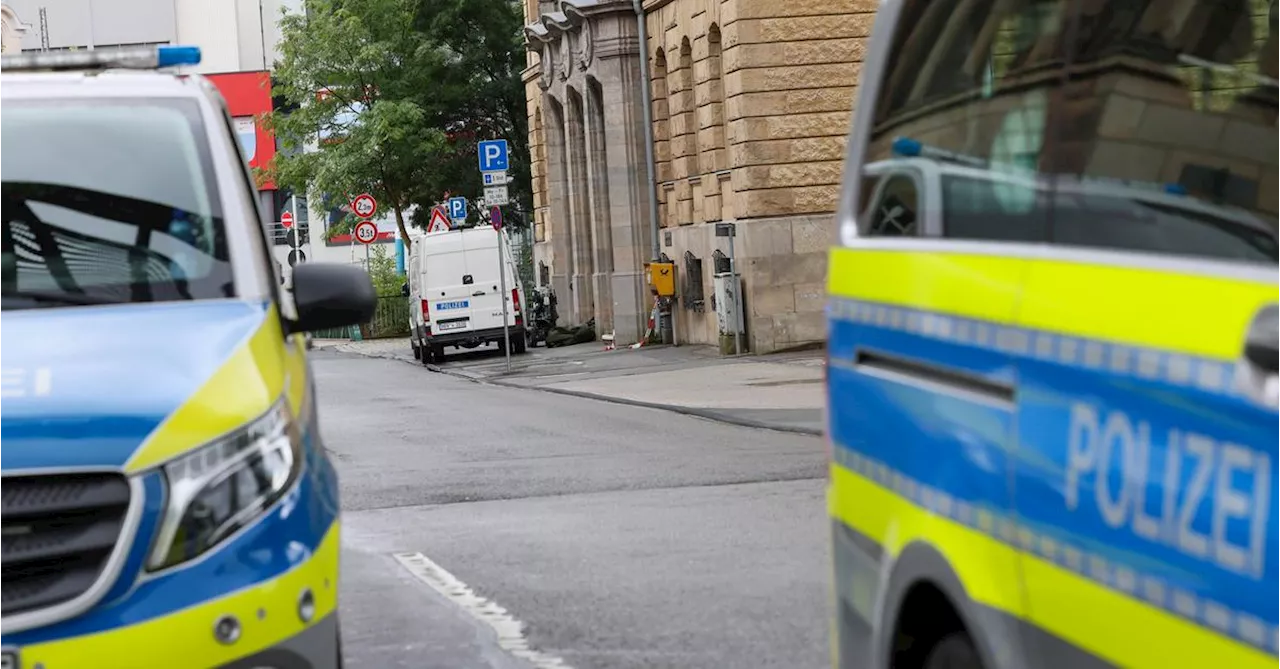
[5,0,301,73]
[1,4,32,53]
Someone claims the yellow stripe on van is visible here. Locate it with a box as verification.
[827,247,1026,325]
[828,246,1277,360]
[829,463,1274,669]
[1019,258,1277,361]
[126,307,288,473]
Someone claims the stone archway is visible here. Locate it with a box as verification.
[1,4,32,55]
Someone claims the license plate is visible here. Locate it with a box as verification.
[2,650,18,669]
[436,300,469,310]
[437,320,468,331]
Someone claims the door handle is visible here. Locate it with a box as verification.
[1244,304,1278,373]
[472,291,485,297]
[853,349,1014,405]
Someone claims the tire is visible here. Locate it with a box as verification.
[513,334,528,354]
[420,340,434,366]
[923,633,983,669]
[412,342,421,360]
[430,344,445,363]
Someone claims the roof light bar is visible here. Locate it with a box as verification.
[1,45,201,73]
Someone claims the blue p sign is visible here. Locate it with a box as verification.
[448,197,468,221]
[477,140,509,173]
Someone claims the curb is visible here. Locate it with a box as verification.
[329,345,824,437]
[429,363,822,437]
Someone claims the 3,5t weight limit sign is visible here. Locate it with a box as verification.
[353,220,379,245]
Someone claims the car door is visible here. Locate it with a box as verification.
[424,236,477,335]
[1005,2,1279,667]
[829,160,1033,668]
[460,228,505,332]
[407,251,422,335]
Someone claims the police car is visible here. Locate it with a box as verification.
[1,46,374,668]
[826,1,1278,668]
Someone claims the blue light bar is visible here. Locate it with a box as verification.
[156,45,201,68]
[1,44,200,72]
[891,136,923,157]
[890,136,987,168]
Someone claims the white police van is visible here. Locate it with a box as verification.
[405,226,526,364]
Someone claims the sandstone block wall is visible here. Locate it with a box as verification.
[643,0,876,352]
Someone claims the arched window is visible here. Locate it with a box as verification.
[677,37,695,180]
[652,48,673,227]
[706,24,727,173]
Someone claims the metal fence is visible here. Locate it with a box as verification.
[310,295,409,340]
[367,295,410,338]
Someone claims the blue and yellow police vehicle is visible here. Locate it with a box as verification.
[1,46,375,668]
[826,1,1278,668]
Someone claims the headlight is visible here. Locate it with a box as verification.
[148,397,303,571]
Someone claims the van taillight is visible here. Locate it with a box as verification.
[512,289,522,324]
[421,299,430,321]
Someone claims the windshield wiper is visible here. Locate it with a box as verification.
[1,288,125,307]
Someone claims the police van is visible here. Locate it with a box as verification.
[1,46,375,668]
[826,1,1278,668]
[405,225,526,364]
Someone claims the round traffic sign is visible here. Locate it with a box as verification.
[351,193,377,219]
[281,211,294,229]
[353,220,379,245]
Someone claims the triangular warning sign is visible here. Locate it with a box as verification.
[427,207,451,233]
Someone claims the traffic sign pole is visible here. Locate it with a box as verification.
[497,227,511,373]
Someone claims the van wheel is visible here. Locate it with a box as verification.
[513,334,528,354]
[923,633,983,669]
[412,341,421,360]
[430,344,445,363]
[420,340,434,366]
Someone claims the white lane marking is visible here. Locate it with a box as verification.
[393,552,573,669]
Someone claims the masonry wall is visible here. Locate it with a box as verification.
[522,6,553,288]
[644,0,877,352]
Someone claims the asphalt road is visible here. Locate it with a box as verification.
[315,349,830,669]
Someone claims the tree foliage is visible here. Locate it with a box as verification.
[262,0,531,250]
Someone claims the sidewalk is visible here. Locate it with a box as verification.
[314,337,825,436]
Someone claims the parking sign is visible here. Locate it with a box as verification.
[477,140,509,173]
[448,196,468,221]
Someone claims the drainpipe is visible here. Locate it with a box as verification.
[633,0,660,262]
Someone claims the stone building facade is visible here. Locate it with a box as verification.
[643,0,877,352]
[524,0,877,352]
[522,0,654,347]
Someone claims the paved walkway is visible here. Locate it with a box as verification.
[313,337,825,435]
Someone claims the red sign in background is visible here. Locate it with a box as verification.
[206,71,276,191]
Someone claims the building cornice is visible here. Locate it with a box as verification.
[523,0,640,52]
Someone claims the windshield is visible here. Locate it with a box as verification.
[1,97,232,309]
[858,0,1279,264]
[943,174,1279,262]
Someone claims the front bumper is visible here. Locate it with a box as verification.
[7,529,340,669]
[5,494,343,669]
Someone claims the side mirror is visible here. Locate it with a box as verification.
[1245,304,1279,373]
[288,263,376,334]
[400,282,410,297]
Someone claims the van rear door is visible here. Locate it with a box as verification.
[423,233,477,335]
[460,228,506,332]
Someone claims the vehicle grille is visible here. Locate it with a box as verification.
[1,472,132,617]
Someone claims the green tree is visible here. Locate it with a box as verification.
[264,0,449,250]
[365,244,402,295]
[404,0,532,230]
